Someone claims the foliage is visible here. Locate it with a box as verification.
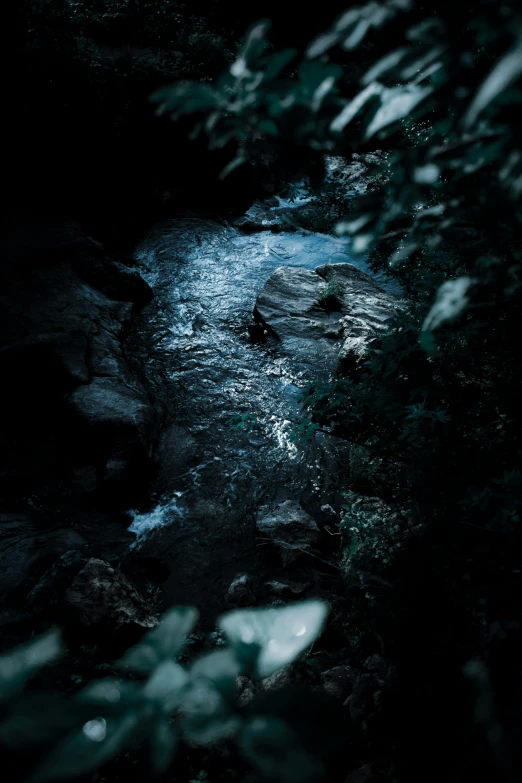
[156,0,522,538]
[337,490,407,573]
[226,411,259,432]
[64,0,236,77]
[0,601,328,782]
[319,278,341,310]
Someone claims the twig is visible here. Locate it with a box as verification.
[256,537,342,571]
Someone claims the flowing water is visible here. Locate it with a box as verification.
[124,185,400,622]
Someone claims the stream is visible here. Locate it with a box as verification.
[124,183,399,624]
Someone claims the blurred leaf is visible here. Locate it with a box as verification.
[190,649,241,697]
[151,84,220,118]
[330,83,383,133]
[118,607,198,673]
[419,327,436,355]
[144,661,189,714]
[0,630,63,702]
[257,118,279,136]
[400,46,446,81]
[231,19,271,77]
[0,693,88,748]
[306,31,340,59]
[77,678,142,713]
[240,716,324,783]
[334,214,375,235]
[179,680,241,745]
[464,34,522,128]
[390,240,420,264]
[422,276,476,331]
[299,61,342,97]
[365,84,433,139]
[263,49,297,81]
[219,153,247,180]
[218,601,329,679]
[406,17,445,43]
[149,718,177,775]
[30,711,144,782]
[362,48,408,85]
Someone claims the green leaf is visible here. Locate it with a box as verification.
[362,48,408,85]
[190,649,241,697]
[179,680,241,745]
[149,718,177,775]
[299,61,342,96]
[240,716,324,783]
[400,46,446,81]
[30,711,144,782]
[405,17,444,44]
[330,83,383,133]
[334,214,375,235]
[0,630,63,702]
[219,153,247,180]
[306,31,340,59]
[231,19,271,76]
[150,84,220,118]
[144,661,189,714]
[364,84,433,139]
[263,49,297,81]
[257,118,279,136]
[0,693,89,748]
[464,34,522,128]
[77,678,141,707]
[218,600,329,679]
[422,276,476,331]
[118,607,198,673]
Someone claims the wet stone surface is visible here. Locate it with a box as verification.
[123,187,400,625]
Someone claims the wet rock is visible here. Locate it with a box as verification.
[65,558,157,635]
[225,573,255,607]
[256,500,320,566]
[154,424,199,492]
[264,580,309,597]
[316,263,397,368]
[345,672,379,728]
[325,152,389,196]
[258,665,295,692]
[236,675,256,707]
[363,654,397,684]
[67,377,153,447]
[71,251,153,306]
[321,665,359,702]
[0,513,88,602]
[344,765,375,783]
[0,217,155,503]
[70,466,99,494]
[247,322,266,342]
[26,549,85,608]
[340,491,411,577]
[231,200,285,233]
[254,263,397,372]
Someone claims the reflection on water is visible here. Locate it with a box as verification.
[127,182,399,548]
[128,495,186,548]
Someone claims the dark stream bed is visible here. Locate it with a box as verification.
[122,186,400,625]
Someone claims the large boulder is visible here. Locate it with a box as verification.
[65,557,157,637]
[321,665,359,702]
[0,513,87,603]
[0,216,155,504]
[253,263,398,372]
[256,500,320,566]
[339,491,411,577]
[316,263,397,367]
[225,573,255,607]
